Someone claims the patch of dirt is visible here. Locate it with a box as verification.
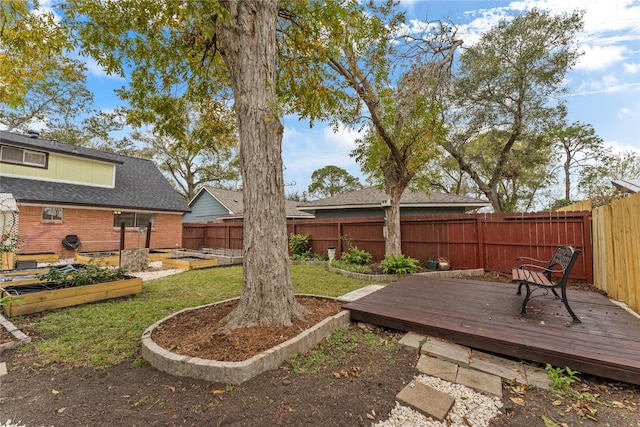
[1,275,639,426]
[152,296,343,361]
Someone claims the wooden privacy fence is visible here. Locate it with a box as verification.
[183,211,593,282]
[592,192,640,313]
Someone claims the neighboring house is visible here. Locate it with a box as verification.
[183,186,313,223]
[297,186,490,219]
[0,130,190,257]
[612,179,640,194]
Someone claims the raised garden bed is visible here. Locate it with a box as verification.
[17,252,59,263]
[162,257,219,270]
[75,251,121,266]
[0,275,142,317]
[148,249,175,262]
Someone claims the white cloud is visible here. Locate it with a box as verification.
[623,62,640,74]
[83,56,124,80]
[576,44,628,71]
[617,107,634,118]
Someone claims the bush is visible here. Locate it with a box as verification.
[381,254,419,275]
[330,259,372,274]
[340,246,372,266]
[289,233,311,257]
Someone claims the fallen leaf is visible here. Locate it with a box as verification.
[552,400,562,406]
[366,413,375,420]
[52,389,59,395]
[210,389,225,394]
[57,407,66,414]
[540,415,560,427]
[167,386,176,393]
[333,372,341,379]
[510,397,525,406]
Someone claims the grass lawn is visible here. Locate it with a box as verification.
[10,265,371,367]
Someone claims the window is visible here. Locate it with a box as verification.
[0,145,47,168]
[42,207,63,221]
[113,211,156,229]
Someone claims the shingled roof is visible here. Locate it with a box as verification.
[0,131,190,213]
[298,186,489,211]
[199,186,313,219]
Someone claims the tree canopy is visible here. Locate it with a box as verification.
[307,165,361,199]
[442,8,584,212]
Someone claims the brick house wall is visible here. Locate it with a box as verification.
[16,205,183,258]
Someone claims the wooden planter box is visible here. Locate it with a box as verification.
[162,257,219,270]
[1,276,142,317]
[149,249,175,262]
[75,252,121,266]
[17,252,59,263]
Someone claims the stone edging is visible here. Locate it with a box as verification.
[328,266,486,282]
[141,295,350,384]
[0,313,31,353]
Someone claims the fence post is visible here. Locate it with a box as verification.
[582,211,594,284]
[476,215,485,270]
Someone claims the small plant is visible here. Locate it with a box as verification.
[381,254,419,275]
[289,233,311,257]
[340,246,372,266]
[330,259,372,274]
[546,363,580,393]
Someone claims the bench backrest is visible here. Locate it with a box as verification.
[547,245,582,283]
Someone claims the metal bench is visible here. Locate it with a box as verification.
[512,245,582,323]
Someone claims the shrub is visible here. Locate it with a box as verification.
[289,233,311,257]
[340,246,372,266]
[330,259,372,274]
[381,254,419,275]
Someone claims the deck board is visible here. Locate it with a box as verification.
[343,275,640,385]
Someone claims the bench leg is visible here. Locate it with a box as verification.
[560,287,581,323]
[520,283,531,315]
[516,282,524,295]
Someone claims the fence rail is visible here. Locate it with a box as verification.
[183,211,593,282]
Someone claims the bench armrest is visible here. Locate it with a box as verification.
[515,255,550,265]
[517,264,566,274]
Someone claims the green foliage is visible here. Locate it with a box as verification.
[330,260,372,274]
[578,150,640,206]
[289,233,310,257]
[381,254,419,275]
[307,165,362,199]
[340,246,372,266]
[35,264,128,288]
[444,8,584,212]
[545,364,580,392]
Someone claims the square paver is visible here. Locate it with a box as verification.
[470,350,527,384]
[420,336,471,366]
[396,381,455,421]
[456,366,503,397]
[416,355,458,382]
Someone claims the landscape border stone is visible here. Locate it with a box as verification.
[0,313,31,353]
[141,295,350,384]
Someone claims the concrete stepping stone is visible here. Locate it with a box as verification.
[416,355,458,382]
[470,350,527,384]
[396,381,455,422]
[456,366,503,397]
[337,285,384,302]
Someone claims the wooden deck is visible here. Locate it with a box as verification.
[343,275,640,385]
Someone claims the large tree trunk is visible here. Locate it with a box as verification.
[216,0,306,331]
[382,160,410,257]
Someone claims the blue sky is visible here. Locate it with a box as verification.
[68,1,640,197]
